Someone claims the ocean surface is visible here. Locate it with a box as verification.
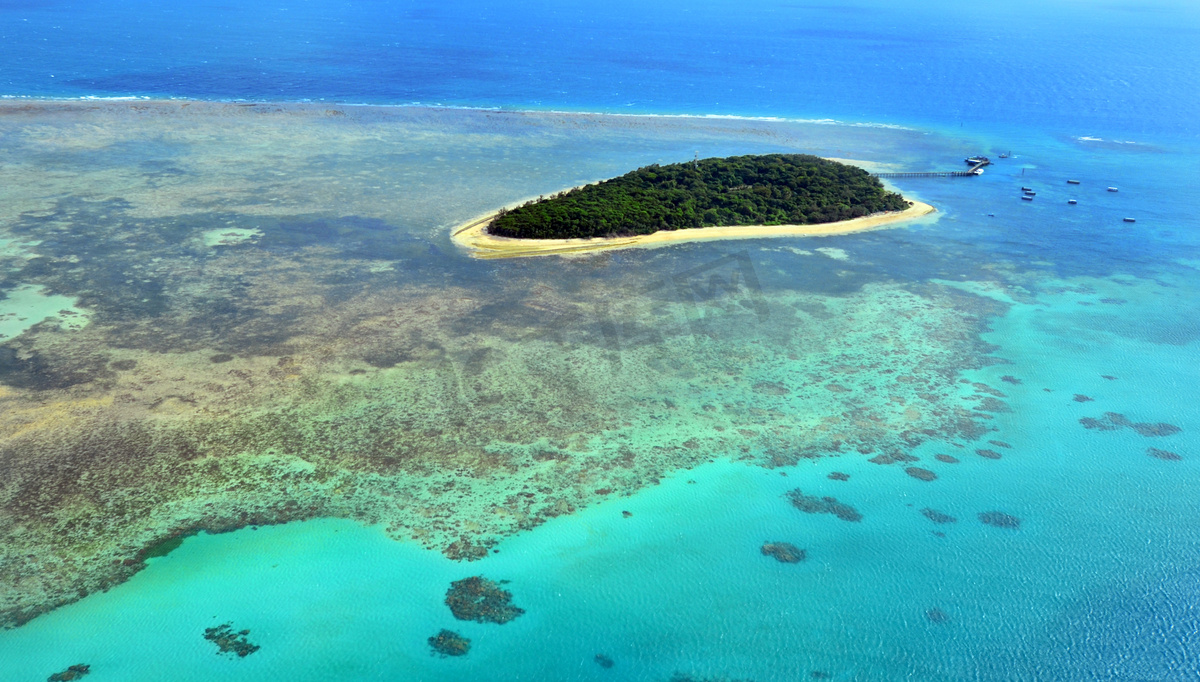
[1,1,1199,681]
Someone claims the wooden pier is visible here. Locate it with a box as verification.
[872,158,990,180]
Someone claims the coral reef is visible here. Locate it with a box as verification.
[1000,375,1022,385]
[934,454,959,464]
[47,665,90,682]
[786,489,862,522]
[920,508,956,524]
[1080,412,1181,437]
[868,452,919,465]
[905,467,937,481]
[203,623,260,657]
[978,511,1021,529]
[827,472,849,481]
[1147,447,1182,461]
[925,608,950,623]
[0,101,1005,628]
[428,629,471,657]
[445,577,525,624]
[595,654,615,669]
[1073,394,1093,403]
[976,449,1002,460]
[987,440,1011,449]
[761,542,806,563]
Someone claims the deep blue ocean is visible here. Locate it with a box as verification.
[2,1,1200,681]
[3,0,1199,140]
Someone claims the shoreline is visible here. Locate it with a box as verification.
[451,195,936,260]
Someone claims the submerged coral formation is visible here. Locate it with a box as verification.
[445,577,525,624]
[428,629,471,657]
[1147,447,1182,461]
[203,623,260,657]
[0,101,1006,627]
[760,542,806,563]
[925,608,950,623]
[920,508,956,524]
[47,665,90,682]
[905,467,937,481]
[595,654,615,669]
[978,511,1022,529]
[1079,412,1181,437]
[785,489,862,522]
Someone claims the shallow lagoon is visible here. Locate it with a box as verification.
[1,102,1198,680]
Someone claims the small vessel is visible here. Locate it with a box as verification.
[999,151,1011,159]
[1021,186,1033,192]
[1123,217,1136,223]
[1067,180,1081,184]
[1068,199,1077,204]
[1024,191,1037,196]
[966,156,990,165]
[1022,195,1034,201]
[1108,187,1119,192]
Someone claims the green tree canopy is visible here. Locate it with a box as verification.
[489,154,910,240]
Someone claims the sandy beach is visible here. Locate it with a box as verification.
[451,195,936,260]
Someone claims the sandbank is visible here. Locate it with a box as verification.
[451,194,935,260]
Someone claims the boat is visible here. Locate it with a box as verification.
[1108,187,1119,192]
[1024,191,1037,196]
[971,168,985,175]
[1022,196,1034,201]
[966,156,990,165]
[1021,186,1033,192]
[1123,217,1136,223]
[1068,199,1077,204]
[1067,179,1081,184]
[999,151,1011,159]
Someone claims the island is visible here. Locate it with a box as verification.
[452,154,934,258]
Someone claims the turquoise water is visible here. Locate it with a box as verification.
[2,1,1200,680]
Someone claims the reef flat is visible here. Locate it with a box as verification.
[0,100,1005,628]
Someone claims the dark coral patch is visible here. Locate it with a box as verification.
[109,359,137,371]
[752,381,789,396]
[203,623,260,657]
[926,608,950,623]
[868,452,918,465]
[934,454,959,464]
[1000,375,1022,385]
[987,440,1012,449]
[921,508,956,524]
[905,467,937,481]
[978,511,1021,529]
[761,542,806,563]
[1101,375,1118,380]
[976,449,1002,460]
[974,397,1011,413]
[209,353,235,363]
[786,489,862,522]
[595,654,615,669]
[1147,447,1182,461]
[428,629,471,657]
[1132,422,1181,437]
[445,576,525,624]
[1073,394,1094,403]
[1080,412,1181,437]
[47,665,90,682]
[827,471,849,481]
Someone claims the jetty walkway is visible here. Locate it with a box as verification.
[873,158,990,179]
